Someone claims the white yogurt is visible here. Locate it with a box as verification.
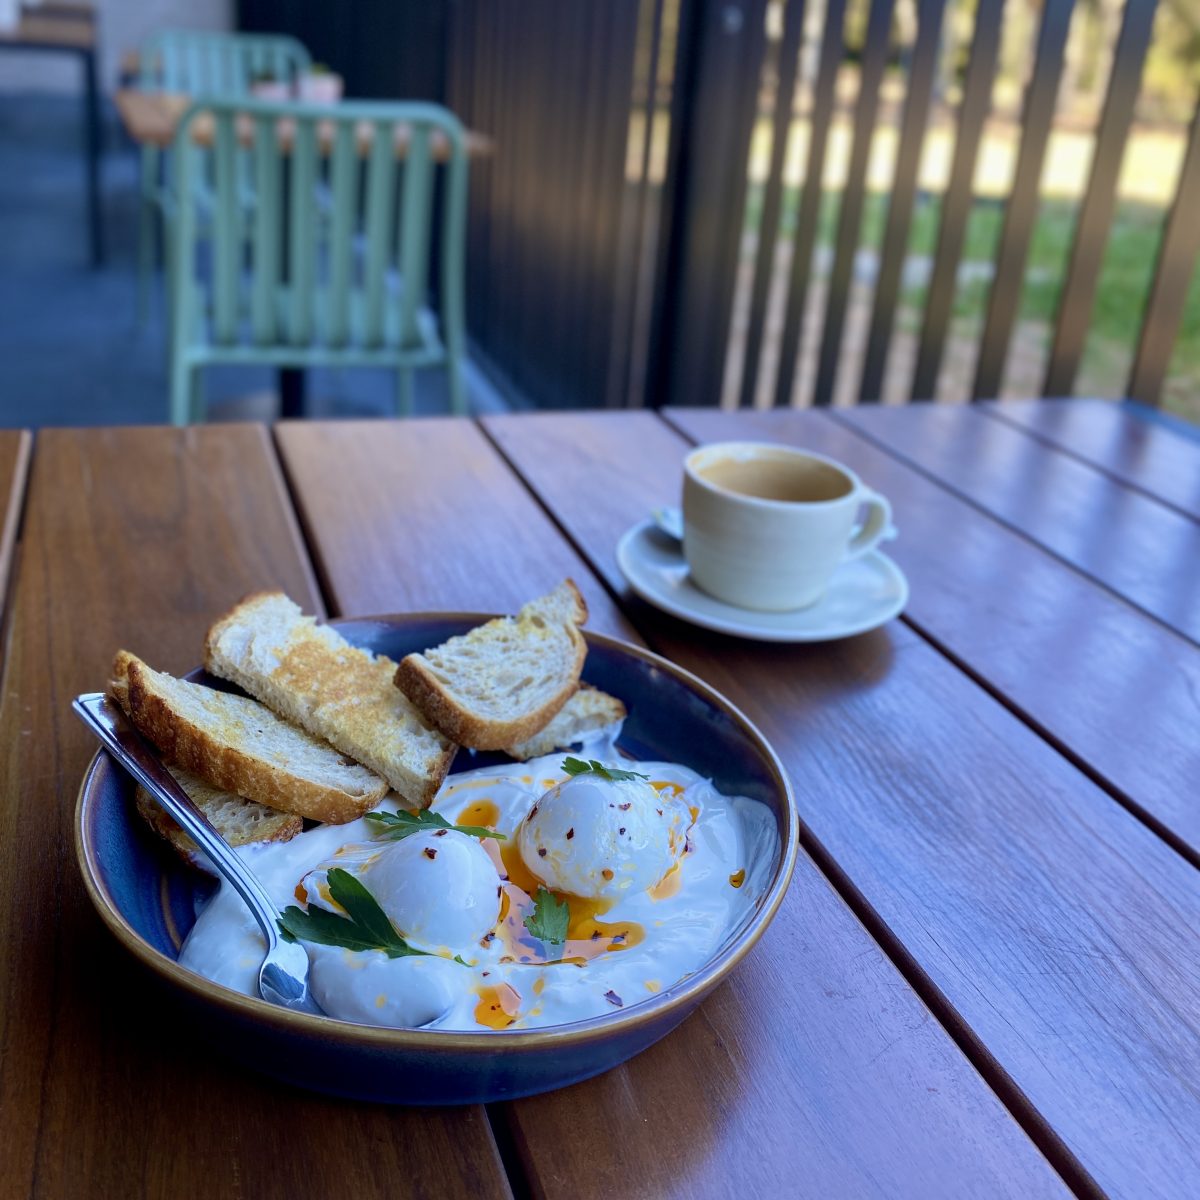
[179,751,777,1032]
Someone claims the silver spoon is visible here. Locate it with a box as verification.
[73,693,322,1016]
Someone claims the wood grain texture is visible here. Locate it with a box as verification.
[486,409,1200,1200]
[0,426,510,1200]
[837,402,1200,642]
[273,418,637,641]
[668,405,1200,861]
[980,398,1200,520]
[0,429,31,617]
[347,412,1087,1200]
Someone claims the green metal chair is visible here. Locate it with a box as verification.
[137,31,311,320]
[167,98,468,424]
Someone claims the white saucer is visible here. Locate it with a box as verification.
[616,518,908,642]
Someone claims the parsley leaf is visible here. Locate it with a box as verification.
[523,886,570,950]
[561,757,649,784]
[277,867,431,958]
[366,807,505,842]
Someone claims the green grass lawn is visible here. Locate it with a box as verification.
[743,184,1200,421]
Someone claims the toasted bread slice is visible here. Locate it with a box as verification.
[393,580,589,751]
[110,651,388,824]
[505,685,626,760]
[204,592,456,808]
[135,766,303,866]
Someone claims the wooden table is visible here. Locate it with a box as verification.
[0,3,103,264]
[2,399,1198,1199]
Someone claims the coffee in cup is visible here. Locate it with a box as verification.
[682,442,892,611]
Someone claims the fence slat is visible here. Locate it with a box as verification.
[813,0,897,406]
[739,0,808,409]
[1043,0,1159,398]
[971,0,1073,400]
[773,0,848,407]
[327,122,356,348]
[1127,102,1200,406]
[909,0,1004,401]
[859,0,946,403]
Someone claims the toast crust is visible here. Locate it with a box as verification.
[205,593,456,808]
[393,581,589,751]
[111,651,388,824]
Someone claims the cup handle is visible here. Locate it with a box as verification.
[845,489,893,560]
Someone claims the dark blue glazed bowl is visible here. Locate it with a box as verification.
[75,616,797,1105]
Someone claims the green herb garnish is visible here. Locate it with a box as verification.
[561,757,649,784]
[365,807,505,842]
[523,886,570,950]
[278,868,430,958]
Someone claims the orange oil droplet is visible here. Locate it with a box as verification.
[532,977,545,996]
[457,798,500,829]
[474,982,521,1029]
[293,882,308,906]
[649,862,682,901]
[729,868,746,889]
[650,780,684,796]
[497,837,544,895]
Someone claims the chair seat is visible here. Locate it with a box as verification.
[185,280,445,367]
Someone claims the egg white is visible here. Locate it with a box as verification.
[178,749,777,1032]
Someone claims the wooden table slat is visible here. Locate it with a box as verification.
[837,402,1200,643]
[668,405,1200,862]
[483,409,1200,1200]
[0,429,31,618]
[273,418,638,641]
[980,398,1200,520]
[280,415,1072,1200]
[0,426,510,1199]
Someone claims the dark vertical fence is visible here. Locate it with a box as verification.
[445,0,670,409]
[240,0,1198,412]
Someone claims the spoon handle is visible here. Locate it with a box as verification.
[72,692,282,948]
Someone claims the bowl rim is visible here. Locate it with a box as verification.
[75,613,799,1052]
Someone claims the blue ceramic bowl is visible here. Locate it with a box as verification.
[75,616,797,1104]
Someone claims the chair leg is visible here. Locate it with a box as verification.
[446,354,466,416]
[396,368,414,417]
[188,368,205,424]
[169,360,190,426]
[137,150,158,324]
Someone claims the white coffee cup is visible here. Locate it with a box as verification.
[682,442,893,611]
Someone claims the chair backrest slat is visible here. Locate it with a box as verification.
[859,0,946,404]
[251,116,281,345]
[909,0,1005,402]
[397,126,434,348]
[288,118,319,345]
[213,111,241,343]
[327,122,359,347]
[772,0,847,408]
[1043,0,1159,397]
[972,0,1074,401]
[363,123,398,347]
